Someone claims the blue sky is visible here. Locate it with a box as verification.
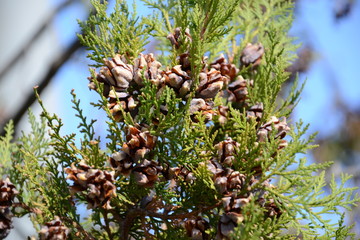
[292,0,360,137]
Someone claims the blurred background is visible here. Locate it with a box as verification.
[0,0,359,238]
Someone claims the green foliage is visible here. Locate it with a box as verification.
[0,0,358,239]
[78,0,151,66]
[0,121,15,175]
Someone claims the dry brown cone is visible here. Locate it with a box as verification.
[257,116,291,142]
[0,208,13,239]
[216,196,251,239]
[65,161,116,209]
[167,27,192,50]
[189,98,215,122]
[263,198,283,218]
[39,216,70,240]
[163,65,193,97]
[132,159,163,187]
[88,54,162,122]
[210,54,239,83]
[88,54,134,95]
[167,166,196,184]
[184,216,210,240]
[0,178,19,208]
[107,90,138,122]
[203,160,246,195]
[216,211,245,239]
[240,43,265,68]
[122,124,157,162]
[216,105,229,126]
[225,75,253,106]
[0,178,18,239]
[133,53,163,87]
[109,151,134,176]
[196,69,226,99]
[214,138,240,167]
[213,168,246,195]
[246,102,264,122]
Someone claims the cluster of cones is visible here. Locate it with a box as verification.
[0,178,18,239]
[62,27,289,239]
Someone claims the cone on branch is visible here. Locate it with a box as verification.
[184,216,210,240]
[133,53,163,86]
[196,69,226,99]
[225,76,253,105]
[122,124,157,161]
[0,178,18,208]
[0,207,13,239]
[39,216,70,240]
[246,102,264,122]
[89,54,162,122]
[0,178,18,239]
[216,211,244,239]
[109,151,134,176]
[257,116,290,142]
[167,27,192,49]
[240,43,264,68]
[163,65,192,97]
[170,166,196,184]
[214,138,240,167]
[107,90,138,122]
[189,98,215,122]
[216,105,229,126]
[133,159,163,187]
[264,198,283,218]
[213,168,246,194]
[65,161,116,209]
[210,54,239,82]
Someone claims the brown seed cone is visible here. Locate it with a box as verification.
[177,52,208,74]
[178,52,192,72]
[240,43,264,68]
[204,160,246,194]
[246,102,264,122]
[103,54,134,90]
[133,160,163,187]
[109,151,134,176]
[216,105,229,126]
[65,161,116,209]
[214,168,246,194]
[0,208,13,239]
[216,212,244,239]
[107,90,138,122]
[168,166,196,184]
[196,69,226,99]
[222,196,250,213]
[257,116,291,142]
[163,65,192,97]
[167,27,192,49]
[214,138,240,167]
[133,53,163,86]
[88,54,162,122]
[264,199,283,218]
[39,216,70,240]
[122,124,157,161]
[225,76,253,105]
[189,98,215,122]
[184,217,209,240]
[210,54,239,83]
[0,178,19,208]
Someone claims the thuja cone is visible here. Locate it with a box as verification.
[0,178,18,239]
[65,161,116,209]
[39,216,70,240]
